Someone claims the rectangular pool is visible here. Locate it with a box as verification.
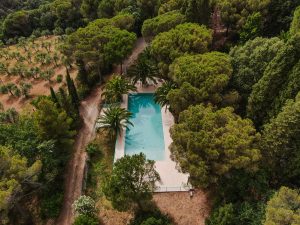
[125,93,165,161]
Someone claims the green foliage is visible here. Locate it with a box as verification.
[263,0,300,36]
[73,195,96,216]
[40,192,64,219]
[64,15,136,86]
[102,74,137,103]
[142,10,186,39]
[150,23,212,76]
[127,48,158,86]
[80,0,100,21]
[261,93,300,184]
[217,0,270,33]
[264,187,300,225]
[3,10,32,39]
[239,12,263,43]
[97,106,133,138]
[103,153,160,211]
[206,202,266,225]
[170,104,261,188]
[56,74,63,83]
[34,98,76,149]
[0,145,42,223]
[130,209,172,225]
[290,6,300,36]
[230,37,284,112]
[73,214,99,225]
[154,81,177,110]
[247,34,300,126]
[167,52,232,115]
[158,0,212,24]
[206,204,235,225]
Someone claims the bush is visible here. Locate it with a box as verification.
[86,143,100,156]
[130,209,172,225]
[56,74,63,83]
[41,29,51,36]
[73,215,99,225]
[73,195,96,216]
[40,192,64,219]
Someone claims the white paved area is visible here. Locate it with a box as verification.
[114,84,190,192]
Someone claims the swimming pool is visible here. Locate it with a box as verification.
[125,93,165,161]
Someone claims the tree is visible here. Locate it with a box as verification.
[290,6,300,36]
[184,0,212,24]
[142,11,186,40]
[216,0,270,35]
[263,0,300,36]
[80,0,99,21]
[239,12,263,43]
[101,75,136,104]
[19,82,32,98]
[0,145,41,224]
[261,93,300,184]
[167,52,233,115]
[64,17,136,82]
[50,87,60,106]
[154,81,177,110]
[103,153,160,211]
[264,187,300,225]
[229,37,284,111]
[3,10,32,38]
[206,204,236,225]
[170,104,261,188]
[247,34,300,127]
[127,48,158,86]
[72,195,96,216]
[34,98,76,149]
[97,106,133,138]
[150,23,212,76]
[66,69,80,108]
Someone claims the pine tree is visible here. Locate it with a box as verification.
[66,69,80,109]
[76,59,89,86]
[50,87,60,107]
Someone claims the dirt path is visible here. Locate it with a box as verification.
[56,38,147,225]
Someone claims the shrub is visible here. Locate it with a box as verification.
[73,195,96,216]
[56,74,63,83]
[73,215,99,225]
[130,209,172,225]
[53,27,64,35]
[86,143,100,156]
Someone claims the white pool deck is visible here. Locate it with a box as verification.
[98,84,190,192]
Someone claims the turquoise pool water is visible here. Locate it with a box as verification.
[125,93,165,161]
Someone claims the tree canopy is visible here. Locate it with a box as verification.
[264,187,300,225]
[103,153,160,211]
[150,23,212,76]
[170,104,261,188]
[142,10,186,39]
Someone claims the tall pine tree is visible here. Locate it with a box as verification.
[66,69,80,109]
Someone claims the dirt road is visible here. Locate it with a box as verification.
[56,38,147,225]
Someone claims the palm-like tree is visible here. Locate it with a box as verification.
[127,48,158,86]
[97,106,133,138]
[154,81,177,110]
[102,74,137,104]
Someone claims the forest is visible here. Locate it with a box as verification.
[1,0,300,224]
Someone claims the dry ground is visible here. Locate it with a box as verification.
[0,36,76,111]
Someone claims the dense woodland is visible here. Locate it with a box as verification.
[1,0,300,224]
